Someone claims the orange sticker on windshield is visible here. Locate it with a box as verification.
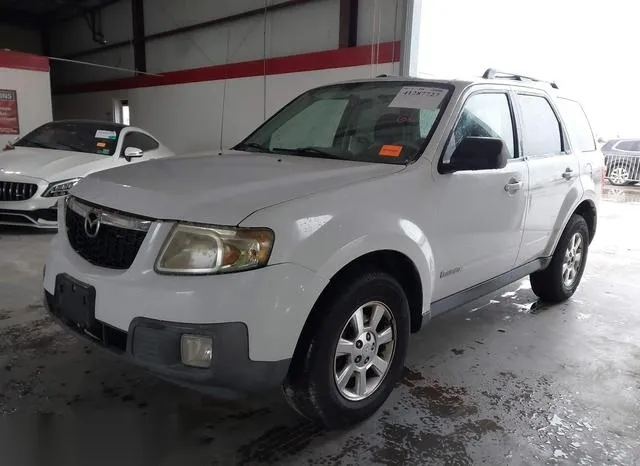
[96,142,106,148]
[379,145,403,157]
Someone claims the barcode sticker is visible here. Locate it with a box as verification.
[389,86,447,109]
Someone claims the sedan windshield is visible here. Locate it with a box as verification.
[235,81,452,164]
[15,121,124,156]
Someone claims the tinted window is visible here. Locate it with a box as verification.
[444,93,515,162]
[557,98,596,152]
[123,132,159,152]
[518,95,562,156]
[236,82,452,165]
[15,121,123,156]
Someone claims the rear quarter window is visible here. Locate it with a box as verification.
[556,98,596,152]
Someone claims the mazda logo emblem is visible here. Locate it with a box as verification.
[84,211,101,238]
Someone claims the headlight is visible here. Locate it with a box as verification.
[155,223,274,275]
[42,178,82,197]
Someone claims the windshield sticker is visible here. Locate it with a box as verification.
[96,148,110,155]
[389,86,447,109]
[379,145,403,157]
[95,130,117,140]
[96,142,106,148]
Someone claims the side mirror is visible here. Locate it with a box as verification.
[446,137,509,172]
[123,146,144,162]
[3,136,18,151]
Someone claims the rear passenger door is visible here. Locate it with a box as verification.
[515,92,581,265]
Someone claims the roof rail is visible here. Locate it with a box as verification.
[482,68,559,89]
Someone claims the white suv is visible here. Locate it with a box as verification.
[43,70,603,428]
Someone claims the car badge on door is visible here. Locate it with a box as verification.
[84,211,101,238]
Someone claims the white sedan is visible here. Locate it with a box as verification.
[0,120,173,228]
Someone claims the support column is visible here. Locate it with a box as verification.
[131,0,146,73]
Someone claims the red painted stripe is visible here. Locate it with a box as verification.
[56,41,401,94]
[0,50,49,72]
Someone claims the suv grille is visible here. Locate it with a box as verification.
[0,181,38,201]
[65,197,152,270]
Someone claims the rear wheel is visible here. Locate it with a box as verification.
[530,215,589,302]
[283,271,410,429]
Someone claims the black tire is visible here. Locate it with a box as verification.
[283,271,410,429]
[530,214,590,303]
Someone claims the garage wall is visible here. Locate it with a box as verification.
[0,25,42,55]
[50,0,405,154]
[0,51,52,148]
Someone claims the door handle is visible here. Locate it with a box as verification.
[504,178,522,193]
[562,168,575,180]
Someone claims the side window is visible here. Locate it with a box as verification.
[556,98,596,152]
[444,93,515,162]
[518,95,563,157]
[122,132,159,153]
[270,99,348,150]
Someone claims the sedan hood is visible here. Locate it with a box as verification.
[73,151,404,225]
[0,147,110,182]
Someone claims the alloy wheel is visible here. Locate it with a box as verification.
[333,301,396,401]
[610,166,630,185]
[562,232,584,288]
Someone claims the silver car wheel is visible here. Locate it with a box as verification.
[333,301,396,402]
[610,166,630,185]
[562,232,584,288]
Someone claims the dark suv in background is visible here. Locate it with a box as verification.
[602,139,640,185]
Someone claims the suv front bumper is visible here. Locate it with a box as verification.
[43,222,329,396]
[44,291,290,397]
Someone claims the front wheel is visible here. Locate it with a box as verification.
[608,163,632,186]
[530,214,589,302]
[283,271,410,429]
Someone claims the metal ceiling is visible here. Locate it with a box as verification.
[0,0,121,28]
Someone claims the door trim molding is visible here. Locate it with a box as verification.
[430,257,551,316]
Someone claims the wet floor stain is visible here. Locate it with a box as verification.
[236,421,323,465]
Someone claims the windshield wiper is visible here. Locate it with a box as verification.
[273,147,346,160]
[235,142,272,152]
[53,142,88,153]
[20,141,51,149]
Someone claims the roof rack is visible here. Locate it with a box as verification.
[482,68,559,89]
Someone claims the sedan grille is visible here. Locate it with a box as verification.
[65,197,152,270]
[0,181,38,201]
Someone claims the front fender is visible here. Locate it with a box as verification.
[244,204,435,320]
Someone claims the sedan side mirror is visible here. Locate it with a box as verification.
[446,137,509,172]
[124,146,144,162]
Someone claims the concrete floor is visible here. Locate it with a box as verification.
[1,186,639,466]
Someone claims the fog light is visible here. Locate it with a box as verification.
[180,334,213,368]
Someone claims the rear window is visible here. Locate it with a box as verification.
[614,140,640,152]
[557,98,596,152]
[15,121,123,156]
[518,95,563,157]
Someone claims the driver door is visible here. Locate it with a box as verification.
[428,90,529,301]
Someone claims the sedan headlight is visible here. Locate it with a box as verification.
[155,224,275,275]
[42,178,82,197]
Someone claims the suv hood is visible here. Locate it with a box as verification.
[0,147,110,181]
[72,151,404,225]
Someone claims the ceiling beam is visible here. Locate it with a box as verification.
[47,0,122,24]
[0,8,40,29]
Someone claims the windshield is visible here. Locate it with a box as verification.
[15,121,124,156]
[235,81,452,164]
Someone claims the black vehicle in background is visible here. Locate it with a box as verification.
[602,139,640,186]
